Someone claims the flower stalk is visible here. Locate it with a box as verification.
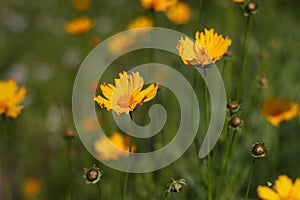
[236,15,253,100]
[2,116,12,200]
[245,158,256,200]
[123,112,134,200]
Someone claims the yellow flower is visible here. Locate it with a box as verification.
[257,175,300,200]
[261,97,299,127]
[81,116,101,132]
[177,28,232,67]
[22,178,41,198]
[94,131,137,160]
[140,0,178,12]
[166,2,192,25]
[127,16,154,30]
[233,0,245,3]
[71,0,92,11]
[108,34,135,54]
[64,17,94,35]
[0,79,26,118]
[94,71,159,115]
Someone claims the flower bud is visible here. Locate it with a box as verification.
[245,1,258,15]
[83,164,103,184]
[230,116,243,128]
[227,101,240,113]
[246,2,258,12]
[64,128,75,139]
[251,142,266,158]
[165,179,187,193]
[258,77,268,88]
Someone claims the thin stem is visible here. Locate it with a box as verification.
[204,79,212,200]
[2,117,12,200]
[66,139,73,200]
[221,128,236,188]
[235,15,252,100]
[198,0,204,28]
[245,158,256,199]
[97,182,103,200]
[123,136,131,200]
[123,113,133,200]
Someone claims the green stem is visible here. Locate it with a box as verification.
[2,117,12,200]
[204,79,212,200]
[123,113,133,200]
[222,127,236,187]
[245,158,256,199]
[198,0,204,28]
[235,15,252,100]
[67,139,73,200]
[123,137,131,200]
[97,182,103,200]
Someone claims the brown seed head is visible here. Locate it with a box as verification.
[86,169,99,182]
[251,143,266,157]
[246,2,258,12]
[230,116,242,127]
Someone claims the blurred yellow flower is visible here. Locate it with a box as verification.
[177,28,232,67]
[0,79,26,118]
[261,97,299,127]
[94,71,159,115]
[127,16,154,29]
[72,0,92,11]
[141,0,178,12]
[166,2,191,25]
[233,0,245,3]
[64,17,94,35]
[81,116,99,132]
[108,34,135,54]
[94,131,137,160]
[22,178,41,198]
[257,175,300,200]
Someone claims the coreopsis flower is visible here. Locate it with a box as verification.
[108,34,135,54]
[94,131,137,160]
[71,0,92,11]
[0,79,26,118]
[64,17,94,35]
[166,2,191,25]
[94,71,159,115]
[177,28,232,67]
[261,97,299,127]
[22,178,41,198]
[257,175,300,200]
[127,16,154,30]
[140,0,178,12]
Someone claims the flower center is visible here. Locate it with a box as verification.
[117,94,133,108]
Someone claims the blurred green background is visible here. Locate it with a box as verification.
[1,0,300,199]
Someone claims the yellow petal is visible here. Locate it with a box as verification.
[257,186,280,200]
[135,83,159,104]
[94,95,112,110]
[276,175,293,197]
[291,179,300,199]
[100,83,114,100]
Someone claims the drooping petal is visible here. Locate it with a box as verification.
[94,95,112,110]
